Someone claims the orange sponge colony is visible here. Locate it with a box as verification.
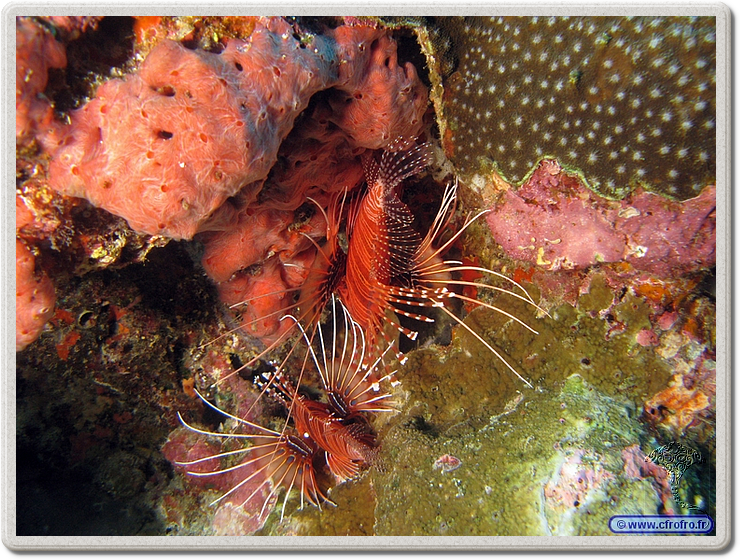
[16,17,67,147]
[201,205,328,342]
[16,240,55,351]
[47,17,428,241]
[48,19,334,239]
[327,33,428,150]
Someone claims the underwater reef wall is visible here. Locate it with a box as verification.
[15,15,717,537]
[17,15,428,348]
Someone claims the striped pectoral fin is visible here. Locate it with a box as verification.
[386,284,451,305]
[385,293,440,313]
[293,460,334,510]
[258,441,332,511]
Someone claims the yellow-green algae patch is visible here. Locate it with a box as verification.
[372,374,660,536]
[393,270,672,431]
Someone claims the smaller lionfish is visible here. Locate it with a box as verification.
[176,297,392,522]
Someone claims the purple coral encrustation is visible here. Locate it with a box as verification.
[485,160,715,278]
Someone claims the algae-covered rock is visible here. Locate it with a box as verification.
[373,374,661,536]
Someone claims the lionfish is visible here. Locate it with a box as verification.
[176,136,544,521]
[176,297,390,521]
[341,138,545,387]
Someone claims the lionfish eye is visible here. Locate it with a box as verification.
[287,434,312,456]
[328,391,349,417]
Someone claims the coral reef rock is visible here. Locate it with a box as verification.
[431,16,716,200]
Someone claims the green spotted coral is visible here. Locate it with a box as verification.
[434,16,716,200]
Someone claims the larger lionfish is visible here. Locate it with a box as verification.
[340,137,545,387]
